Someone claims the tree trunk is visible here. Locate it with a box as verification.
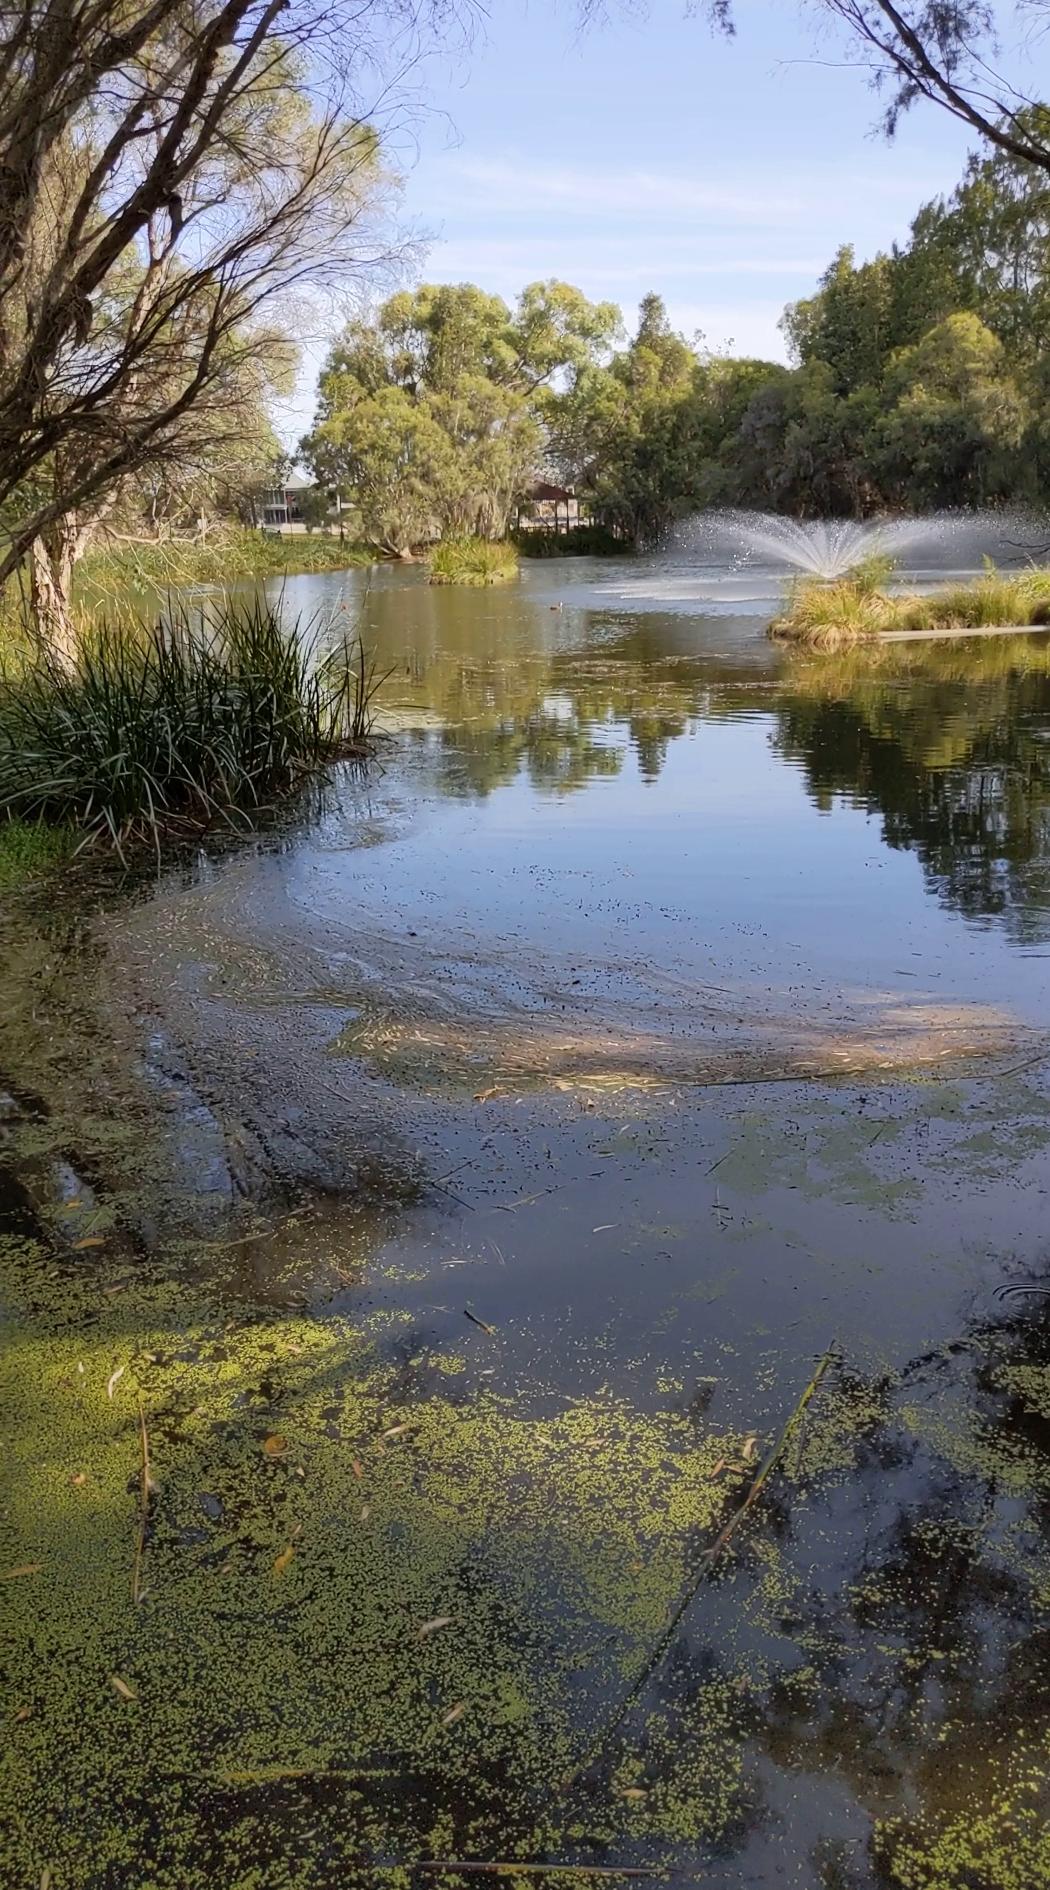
[29,517,80,672]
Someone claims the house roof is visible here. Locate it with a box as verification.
[282,468,314,492]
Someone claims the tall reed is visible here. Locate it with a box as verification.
[0,601,384,856]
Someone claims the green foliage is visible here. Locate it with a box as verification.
[0,604,383,854]
[0,818,72,886]
[845,551,897,595]
[428,537,519,585]
[302,120,1050,535]
[302,282,619,553]
[773,566,1050,647]
[77,530,372,601]
[515,524,626,557]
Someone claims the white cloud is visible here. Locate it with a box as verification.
[434,156,808,223]
[429,237,827,283]
[427,153,937,228]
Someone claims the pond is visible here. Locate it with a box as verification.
[3,550,1050,1890]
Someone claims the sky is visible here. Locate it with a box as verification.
[281,0,998,442]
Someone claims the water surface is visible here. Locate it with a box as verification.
[3,550,1050,1889]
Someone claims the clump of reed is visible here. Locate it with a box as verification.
[428,537,519,586]
[0,600,384,857]
[772,559,1050,648]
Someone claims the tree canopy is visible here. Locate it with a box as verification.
[301,282,620,552]
[307,113,1050,544]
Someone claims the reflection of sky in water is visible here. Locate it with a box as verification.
[241,553,1050,1039]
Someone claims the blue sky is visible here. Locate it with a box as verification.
[284,0,990,440]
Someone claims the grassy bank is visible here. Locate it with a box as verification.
[428,537,519,586]
[772,563,1050,648]
[79,528,373,601]
[0,818,72,887]
[0,603,382,856]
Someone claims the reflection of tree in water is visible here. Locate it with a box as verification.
[582,1293,1050,1888]
[401,662,707,796]
[774,643,1050,939]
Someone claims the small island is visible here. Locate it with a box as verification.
[771,561,1050,648]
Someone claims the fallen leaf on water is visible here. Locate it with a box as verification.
[359,1505,371,1521]
[742,1433,759,1463]
[592,1224,618,1233]
[13,1706,32,1722]
[2,1564,42,1580]
[441,1702,466,1727]
[109,1674,137,1702]
[273,1545,295,1576]
[40,1868,52,1890]
[707,1457,727,1480]
[417,1616,452,1641]
[262,1435,286,1458]
[620,1788,647,1801]
[383,1423,411,1441]
[73,1236,106,1250]
[473,1086,506,1104]
[106,1366,125,1400]
[71,1473,87,1488]
[351,1458,364,1480]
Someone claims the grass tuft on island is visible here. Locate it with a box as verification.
[0,601,383,857]
[428,536,519,586]
[772,562,1050,649]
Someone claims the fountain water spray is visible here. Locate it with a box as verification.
[683,509,1050,580]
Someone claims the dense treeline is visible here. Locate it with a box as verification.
[303,112,1050,544]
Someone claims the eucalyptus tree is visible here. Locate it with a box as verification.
[303,281,620,552]
[0,0,453,656]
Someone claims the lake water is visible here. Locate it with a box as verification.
[3,552,1050,1889]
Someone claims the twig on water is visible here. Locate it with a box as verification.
[559,1343,839,1791]
[132,1394,151,1606]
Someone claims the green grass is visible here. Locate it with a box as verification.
[428,536,519,586]
[0,601,384,857]
[0,818,72,887]
[78,528,373,601]
[771,563,1050,649]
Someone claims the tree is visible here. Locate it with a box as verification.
[302,281,619,551]
[901,112,1050,362]
[0,0,445,654]
[876,311,1030,506]
[692,2,1050,175]
[782,246,900,394]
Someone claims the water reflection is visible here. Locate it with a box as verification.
[332,565,1050,943]
[774,642,1050,940]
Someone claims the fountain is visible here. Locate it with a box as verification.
[687,508,1050,580]
[588,506,1050,621]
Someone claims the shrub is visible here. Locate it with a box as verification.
[772,563,1050,647]
[515,525,626,558]
[0,602,383,856]
[428,537,518,586]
